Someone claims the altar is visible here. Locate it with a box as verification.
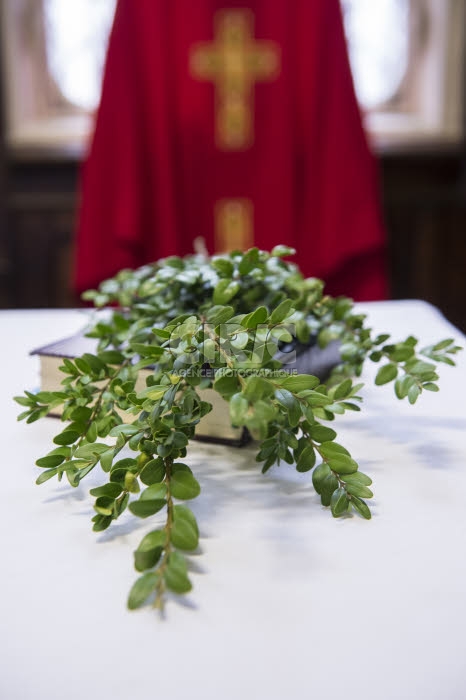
[1,300,465,700]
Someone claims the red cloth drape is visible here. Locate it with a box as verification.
[75,0,387,300]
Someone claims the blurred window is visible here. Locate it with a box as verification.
[44,0,116,112]
[341,0,410,110]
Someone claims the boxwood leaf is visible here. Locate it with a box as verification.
[53,430,81,446]
[423,382,439,392]
[134,530,165,572]
[171,517,199,551]
[92,514,113,532]
[350,496,372,520]
[98,350,126,365]
[270,299,294,324]
[164,564,192,594]
[333,379,353,400]
[129,499,167,518]
[275,389,301,427]
[312,462,331,495]
[86,422,97,443]
[89,483,123,499]
[100,448,115,473]
[244,376,274,400]
[171,466,201,501]
[320,474,339,506]
[241,306,268,329]
[395,375,415,399]
[70,406,93,422]
[136,385,168,401]
[342,472,372,487]
[214,374,241,398]
[345,483,374,499]
[94,496,114,516]
[296,445,316,473]
[110,468,130,484]
[408,384,421,404]
[140,458,166,485]
[238,248,259,274]
[375,363,398,386]
[137,530,166,553]
[310,425,337,443]
[36,454,65,469]
[281,375,320,392]
[124,472,140,494]
[205,305,235,325]
[213,279,241,305]
[331,488,350,517]
[229,393,249,425]
[319,442,350,458]
[36,468,59,485]
[271,245,295,257]
[211,259,234,277]
[327,457,358,475]
[108,423,140,437]
[109,458,137,473]
[140,483,167,501]
[310,425,337,442]
[82,353,106,374]
[319,442,358,475]
[127,572,159,610]
[173,505,199,537]
[168,550,189,575]
[75,442,114,459]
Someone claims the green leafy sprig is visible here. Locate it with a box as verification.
[15,246,461,612]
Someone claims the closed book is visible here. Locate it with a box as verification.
[31,330,340,447]
[30,331,248,446]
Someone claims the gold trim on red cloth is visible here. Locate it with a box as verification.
[215,199,254,251]
[190,9,280,151]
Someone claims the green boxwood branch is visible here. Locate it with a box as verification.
[15,246,462,614]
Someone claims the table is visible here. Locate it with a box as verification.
[1,301,465,700]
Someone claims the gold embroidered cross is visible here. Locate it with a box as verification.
[190,9,280,151]
[215,198,253,252]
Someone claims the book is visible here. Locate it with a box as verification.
[31,330,340,447]
[31,331,248,445]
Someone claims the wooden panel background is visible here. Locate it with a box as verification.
[382,151,466,331]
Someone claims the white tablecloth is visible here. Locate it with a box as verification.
[0,301,465,700]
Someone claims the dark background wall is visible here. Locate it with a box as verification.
[382,147,466,332]
[0,150,78,309]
